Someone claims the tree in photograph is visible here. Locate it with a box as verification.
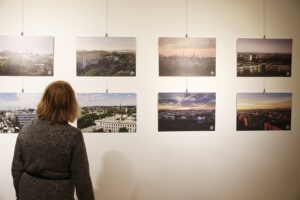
[119,127,128,132]
[77,114,97,129]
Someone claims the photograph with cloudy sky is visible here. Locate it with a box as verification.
[0,93,41,110]
[77,93,137,133]
[159,37,216,76]
[0,35,54,76]
[0,93,41,133]
[158,93,216,131]
[237,93,292,131]
[76,37,136,76]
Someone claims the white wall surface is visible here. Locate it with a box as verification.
[0,0,300,199]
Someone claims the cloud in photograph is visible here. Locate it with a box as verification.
[77,93,136,107]
[237,38,292,54]
[0,93,42,110]
[237,93,292,110]
[159,37,216,57]
[0,36,54,55]
[77,37,135,51]
[159,93,215,111]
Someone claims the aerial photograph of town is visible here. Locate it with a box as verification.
[237,93,292,131]
[0,36,54,76]
[77,93,137,133]
[76,37,136,76]
[237,38,292,76]
[158,93,216,131]
[159,37,216,76]
[0,93,41,133]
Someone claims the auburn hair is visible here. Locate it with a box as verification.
[37,80,79,123]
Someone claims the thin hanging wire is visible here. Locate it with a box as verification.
[185,77,188,93]
[263,0,266,39]
[22,78,24,93]
[105,0,109,92]
[105,77,109,93]
[105,0,109,37]
[262,0,266,93]
[185,0,188,38]
[21,0,24,36]
[184,1,189,93]
[263,78,266,93]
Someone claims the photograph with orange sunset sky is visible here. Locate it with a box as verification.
[159,37,216,76]
[158,93,215,131]
[237,93,292,131]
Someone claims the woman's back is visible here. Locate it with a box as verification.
[12,118,94,200]
[12,80,94,200]
[19,119,79,177]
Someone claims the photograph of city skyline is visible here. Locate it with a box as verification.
[77,37,136,76]
[237,38,292,77]
[237,93,292,131]
[158,93,216,131]
[0,35,54,76]
[77,93,137,133]
[159,37,216,76]
[0,93,41,133]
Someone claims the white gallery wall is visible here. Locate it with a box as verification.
[0,0,300,199]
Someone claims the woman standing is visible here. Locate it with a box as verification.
[12,80,94,200]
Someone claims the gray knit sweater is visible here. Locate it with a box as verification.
[12,118,94,200]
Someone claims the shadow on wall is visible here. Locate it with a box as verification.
[94,147,209,200]
[132,146,209,200]
[94,151,164,200]
[94,151,137,200]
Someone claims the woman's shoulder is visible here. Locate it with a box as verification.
[20,118,82,135]
[62,124,85,146]
[64,123,82,136]
[19,118,38,133]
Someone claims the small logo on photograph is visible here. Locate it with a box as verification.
[285,125,290,130]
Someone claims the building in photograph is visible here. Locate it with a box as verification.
[17,112,36,128]
[77,51,103,70]
[80,114,136,133]
[95,115,136,133]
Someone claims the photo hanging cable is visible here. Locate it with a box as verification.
[21,0,24,36]
[262,0,266,93]
[105,0,109,37]
[185,77,188,93]
[263,0,266,39]
[185,0,189,38]
[185,0,189,93]
[22,78,25,93]
[263,78,266,93]
[105,0,109,93]
[105,77,109,93]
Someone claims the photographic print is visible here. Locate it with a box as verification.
[237,93,292,131]
[76,37,136,76]
[159,37,216,76]
[158,93,215,131]
[237,38,292,77]
[77,93,137,133]
[0,93,41,133]
[0,35,54,76]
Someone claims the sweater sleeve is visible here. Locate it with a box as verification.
[11,134,25,200]
[71,132,95,200]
